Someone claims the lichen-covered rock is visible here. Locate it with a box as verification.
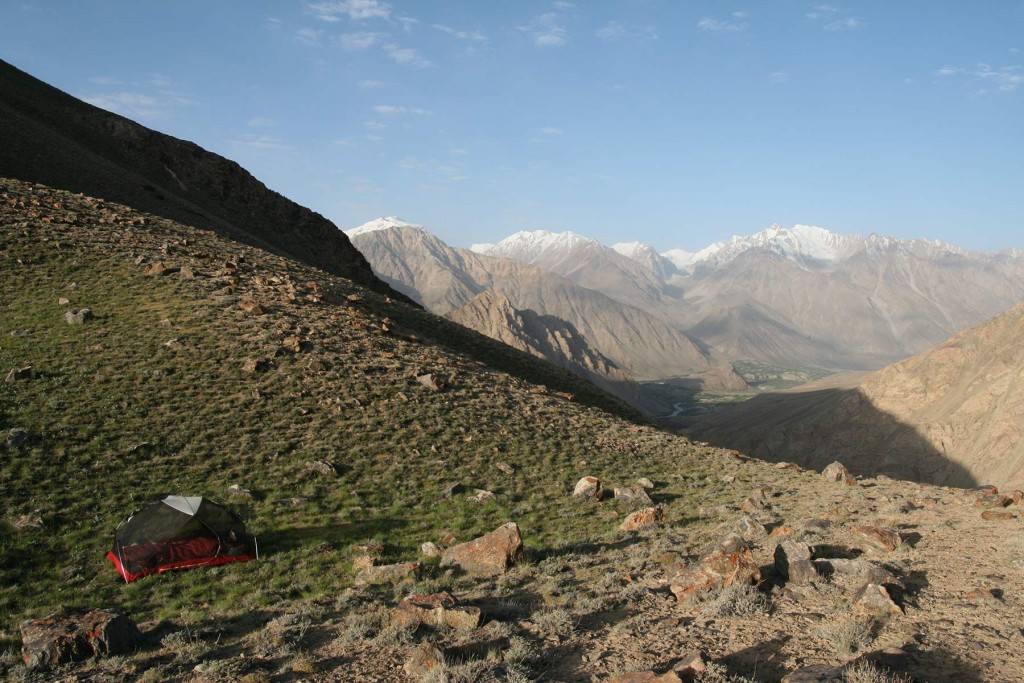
[21,609,142,671]
[851,582,902,618]
[670,533,760,602]
[404,641,446,679]
[774,540,816,584]
[440,522,522,575]
[391,592,481,631]
[851,524,902,552]
[619,506,664,531]
[353,561,418,586]
[614,486,653,506]
[822,461,857,485]
[573,476,603,499]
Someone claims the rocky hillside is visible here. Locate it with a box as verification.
[348,221,739,385]
[4,179,1024,682]
[0,59,397,298]
[688,301,1024,489]
[446,291,667,415]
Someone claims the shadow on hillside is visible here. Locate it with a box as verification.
[682,387,978,488]
[258,520,407,554]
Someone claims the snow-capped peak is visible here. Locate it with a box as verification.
[345,216,422,237]
[470,230,596,259]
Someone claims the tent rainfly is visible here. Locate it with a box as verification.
[107,495,257,582]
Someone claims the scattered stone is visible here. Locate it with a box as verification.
[1005,490,1024,505]
[273,497,307,508]
[964,588,1003,605]
[420,542,442,558]
[303,459,338,478]
[10,329,31,337]
[780,664,845,682]
[227,484,252,498]
[614,486,654,506]
[494,461,515,475]
[468,489,495,503]
[721,475,736,484]
[620,506,664,531]
[671,649,708,681]
[750,484,774,500]
[282,335,303,353]
[736,515,767,541]
[346,293,364,303]
[57,297,70,305]
[740,496,764,513]
[441,483,465,499]
[769,525,796,538]
[637,477,655,490]
[775,540,817,584]
[573,476,603,499]
[143,261,178,276]
[670,533,760,603]
[697,504,728,517]
[241,358,268,373]
[973,484,999,495]
[391,592,481,631]
[851,525,902,552]
[7,428,29,449]
[802,518,833,531]
[974,493,1012,508]
[775,461,801,470]
[178,265,195,279]
[981,509,1016,521]
[5,365,36,382]
[162,339,182,351]
[821,461,857,485]
[238,299,264,315]
[20,609,143,671]
[11,511,43,530]
[812,558,903,592]
[440,522,523,575]
[404,641,446,680]
[851,582,902,618]
[65,303,94,325]
[354,561,419,586]
[415,373,444,391]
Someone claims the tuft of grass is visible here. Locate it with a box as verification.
[843,660,912,683]
[531,607,577,638]
[700,583,770,617]
[815,617,876,657]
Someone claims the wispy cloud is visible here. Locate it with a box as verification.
[358,79,388,88]
[806,4,865,31]
[936,63,1023,93]
[363,121,388,129]
[382,43,432,67]
[825,17,865,31]
[540,126,563,135]
[767,70,789,83]
[80,75,197,120]
[519,11,568,47]
[227,134,295,150]
[295,27,324,45]
[805,4,838,20]
[339,31,385,50]
[595,21,658,42]
[697,15,748,32]
[373,104,433,115]
[307,0,391,22]
[433,23,486,42]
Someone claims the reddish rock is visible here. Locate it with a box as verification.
[354,561,419,586]
[851,524,902,552]
[282,335,303,353]
[241,358,267,373]
[981,509,1016,521]
[440,522,523,575]
[614,486,653,506]
[620,506,664,531]
[851,582,902,618]
[769,525,796,538]
[739,496,764,513]
[670,533,760,602]
[974,493,1012,508]
[736,515,767,541]
[391,592,481,631]
[973,484,999,495]
[238,299,264,315]
[573,476,603,499]
[672,649,708,681]
[404,641,446,679]
[821,461,857,486]
[21,609,142,671]
[775,540,816,584]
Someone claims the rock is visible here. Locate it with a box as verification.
[415,373,444,391]
[143,261,178,276]
[440,522,523,575]
[5,365,36,382]
[851,525,902,552]
[403,641,446,679]
[20,609,143,671]
[609,671,682,683]
[441,483,465,499]
[813,558,903,592]
[981,509,1016,521]
[1005,490,1024,505]
[736,515,767,541]
[614,486,653,506]
[10,329,31,337]
[697,504,728,517]
[769,525,796,538]
[637,477,655,490]
[974,493,1012,508]
[821,461,857,485]
[178,265,195,279]
[670,533,761,602]
[282,335,303,353]
[420,542,442,558]
[774,541,816,584]
[851,582,902,618]
[241,358,267,373]
[11,511,43,530]
[303,460,338,478]
[468,489,495,503]
[973,484,999,495]
[227,484,252,498]
[354,561,419,586]
[620,506,664,531]
[57,297,70,305]
[495,461,515,475]
[671,649,708,681]
[750,484,773,500]
[964,588,1003,605]
[740,496,764,513]
[238,299,264,315]
[775,462,801,471]
[391,592,481,631]
[64,309,93,325]
[573,476,603,499]
[7,428,29,448]
[780,664,845,682]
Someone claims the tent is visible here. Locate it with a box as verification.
[106,495,258,582]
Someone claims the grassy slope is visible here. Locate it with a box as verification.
[0,179,734,650]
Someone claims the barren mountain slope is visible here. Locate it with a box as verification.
[447,291,669,414]
[0,59,397,298]
[689,302,1024,488]
[5,179,1024,683]
[349,223,737,383]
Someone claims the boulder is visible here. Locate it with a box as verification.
[614,486,653,506]
[303,459,338,478]
[671,649,708,681]
[739,496,764,513]
[226,483,252,498]
[21,609,142,671]
[143,261,178,276]
[851,525,902,552]
[821,461,857,485]
[619,506,664,531]
[441,483,465,499]
[404,641,446,679]
[467,489,495,503]
[440,522,523,575]
[391,592,481,631]
[494,461,516,475]
[736,515,767,541]
[415,373,444,391]
[238,299,265,315]
[637,477,656,490]
[573,476,603,499]
[241,358,268,373]
[353,561,419,586]
[851,583,902,618]
[774,541,816,584]
[420,542,442,558]
[64,308,93,325]
[670,533,760,602]
[813,558,903,593]
[975,493,1012,508]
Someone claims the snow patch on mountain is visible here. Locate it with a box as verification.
[471,230,597,260]
[346,216,423,237]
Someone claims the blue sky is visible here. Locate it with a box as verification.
[3,1,1023,252]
